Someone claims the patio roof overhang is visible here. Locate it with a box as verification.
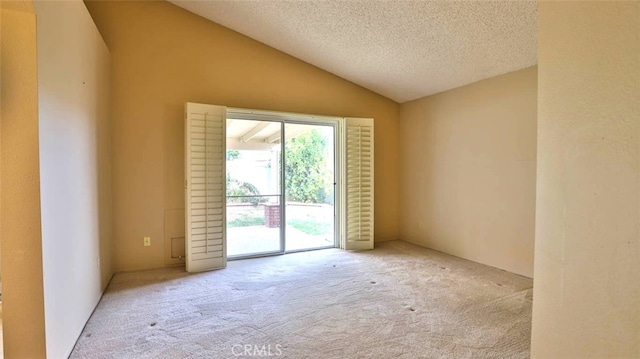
[226,118,312,151]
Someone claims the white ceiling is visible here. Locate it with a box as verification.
[169,0,537,103]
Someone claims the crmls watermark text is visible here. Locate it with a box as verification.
[231,344,284,357]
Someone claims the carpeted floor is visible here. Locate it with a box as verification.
[70,240,533,359]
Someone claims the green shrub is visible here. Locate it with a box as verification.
[285,130,332,204]
[226,174,266,205]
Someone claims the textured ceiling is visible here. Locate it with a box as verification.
[169,0,537,103]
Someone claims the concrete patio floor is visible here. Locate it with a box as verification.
[227,225,334,257]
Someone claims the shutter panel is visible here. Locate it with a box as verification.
[343,117,374,250]
[185,103,226,272]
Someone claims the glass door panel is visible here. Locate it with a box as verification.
[284,123,336,251]
[226,119,283,257]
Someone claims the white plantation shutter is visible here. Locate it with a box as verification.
[185,103,226,272]
[342,117,374,250]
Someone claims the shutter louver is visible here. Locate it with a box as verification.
[343,117,374,250]
[185,103,226,272]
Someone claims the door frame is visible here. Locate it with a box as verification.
[226,108,342,260]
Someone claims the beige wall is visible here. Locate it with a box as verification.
[399,67,537,277]
[84,0,400,272]
[0,1,47,357]
[532,2,640,358]
[34,0,113,357]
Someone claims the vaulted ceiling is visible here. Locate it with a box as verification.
[169,0,537,103]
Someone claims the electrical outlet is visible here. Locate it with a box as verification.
[144,236,151,247]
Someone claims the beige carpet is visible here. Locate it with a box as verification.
[70,240,533,358]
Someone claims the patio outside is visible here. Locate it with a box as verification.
[227,203,334,256]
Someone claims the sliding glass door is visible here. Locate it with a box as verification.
[226,118,336,258]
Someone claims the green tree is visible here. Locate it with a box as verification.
[285,130,332,203]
